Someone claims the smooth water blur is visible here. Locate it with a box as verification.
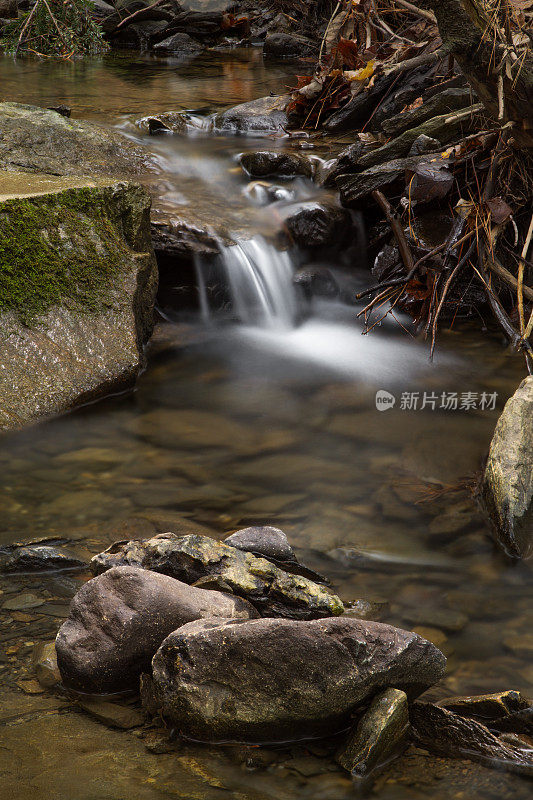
[0,49,532,800]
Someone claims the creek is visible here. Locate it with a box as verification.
[0,48,531,800]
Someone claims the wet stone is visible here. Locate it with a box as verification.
[56,565,257,693]
[2,593,45,611]
[91,533,344,620]
[437,690,531,729]
[224,526,295,562]
[335,688,409,776]
[77,699,144,729]
[400,606,468,633]
[33,641,61,688]
[238,151,313,179]
[151,616,445,743]
[503,634,533,660]
[410,702,533,777]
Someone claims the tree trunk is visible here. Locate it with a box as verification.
[420,0,533,148]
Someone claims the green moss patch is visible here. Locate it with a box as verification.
[0,187,131,325]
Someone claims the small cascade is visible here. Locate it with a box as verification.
[197,236,299,330]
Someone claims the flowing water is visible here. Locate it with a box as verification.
[0,49,532,800]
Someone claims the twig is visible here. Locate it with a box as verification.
[487,251,533,303]
[430,240,477,359]
[383,47,445,76]
[116,0,165,29]
[371,190,414,273]
[391,0,437,24]
[517,212,533,334]
[355,231,475,301]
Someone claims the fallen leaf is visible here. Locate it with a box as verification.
[486,197,513,224]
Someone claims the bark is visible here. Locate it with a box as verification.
[419,0,533,148]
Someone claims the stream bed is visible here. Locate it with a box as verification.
[0,48,532,800]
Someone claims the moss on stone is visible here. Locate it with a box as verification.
[0,186,132,324]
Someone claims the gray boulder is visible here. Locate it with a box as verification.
[0,102,151,177]
[56,565,257,693]
[151,616,446,742]
[90,533,344,619]
[214,95,290,135]
[482,376,533,558]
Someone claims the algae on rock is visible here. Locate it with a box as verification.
[0,174,157,430]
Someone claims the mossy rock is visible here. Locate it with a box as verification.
[0,174,157,430]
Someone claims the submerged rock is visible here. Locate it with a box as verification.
[151,617,445,743]
[91,533,344,619]
[0,545,86,573]
[410,702,533,777]
[77,699,144,729]
[482,376,533,558]
[33,642,61,688]
[0,177,157,430]
[213,95,290,135]
[56,565,257,693]
[335,688,409,776]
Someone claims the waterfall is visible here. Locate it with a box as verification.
[197,236,299,330]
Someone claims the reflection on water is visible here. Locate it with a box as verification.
[0,49,531,800]
[0,48,294,122]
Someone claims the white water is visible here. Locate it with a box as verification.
[195,234,456,381]
[200,236,298,329]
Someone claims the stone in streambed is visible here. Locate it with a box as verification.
[224,526,295,562]
[335,688,409,776]
[0,177,157,430]
[90,533,344,619]
[0,545,87,573]
[224,526,329,585]
[482,376,533,559]
[0,102,151,177]
[152,32,202,56]
[151,616,445,743]
[77,699,144,729]
[214,95,290,136]
[438,690,532,735]
[33,641,61,688]
[410,702,533,776]
[56,565,257,693]
[263,32,316,58]
[239,151,312,179]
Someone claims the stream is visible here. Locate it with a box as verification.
[0,48,532,800]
